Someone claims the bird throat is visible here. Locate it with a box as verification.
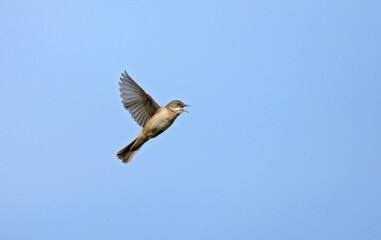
[170,107,183,115]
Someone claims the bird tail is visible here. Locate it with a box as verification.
[116,138,143,164]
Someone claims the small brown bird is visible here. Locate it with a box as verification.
[117,71,189,163]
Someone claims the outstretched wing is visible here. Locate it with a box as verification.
[119,71,161,127]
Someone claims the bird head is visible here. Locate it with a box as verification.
[166,100,189,115]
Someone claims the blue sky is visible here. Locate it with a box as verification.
[1,0,380,239]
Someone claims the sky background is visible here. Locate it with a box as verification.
[1,0,380,239]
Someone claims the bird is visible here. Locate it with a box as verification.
[116,71,189,163]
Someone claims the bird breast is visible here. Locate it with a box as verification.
[142,108,176,138]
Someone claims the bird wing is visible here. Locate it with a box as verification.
[119,71,161,127]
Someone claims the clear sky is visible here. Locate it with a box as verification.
[1,0,380,239]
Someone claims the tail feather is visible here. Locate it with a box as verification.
[117,138,142,163]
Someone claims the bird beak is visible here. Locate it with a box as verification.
[183,104,189,113]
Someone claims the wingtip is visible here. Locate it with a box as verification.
[122,70,130,79]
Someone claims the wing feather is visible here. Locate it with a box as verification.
[119,71,161,127]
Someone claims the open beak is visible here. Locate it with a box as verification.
[183,104,189,113]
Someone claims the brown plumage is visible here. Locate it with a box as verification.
[117,71,189,164]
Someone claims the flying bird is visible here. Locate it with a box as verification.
[117,71,189,163]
